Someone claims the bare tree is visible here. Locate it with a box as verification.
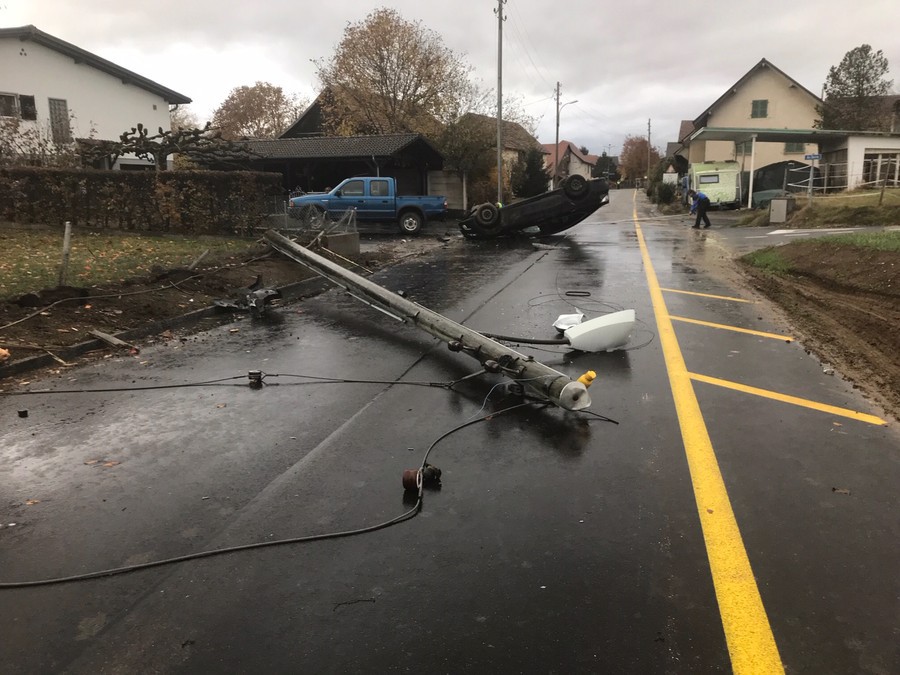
[618,135,661,181]
[315,8,473,137]
[211,82,306,139]
[170,105,202,132]
[78,123,256,170]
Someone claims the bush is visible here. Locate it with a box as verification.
[655,182,676,204]
[0,167,282,235]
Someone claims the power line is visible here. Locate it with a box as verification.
[505,1,554,89]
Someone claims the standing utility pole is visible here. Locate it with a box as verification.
[495,0,507,205]
[554,82,578,189]
[647,118,652,181]
[554,82,561,189]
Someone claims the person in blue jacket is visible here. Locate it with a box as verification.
[688,189,711,229]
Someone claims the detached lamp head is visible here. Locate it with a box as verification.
[563,309,635,352]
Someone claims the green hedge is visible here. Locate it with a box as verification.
[0,168,283,235]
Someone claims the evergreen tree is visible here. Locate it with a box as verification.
[815,44,893,130]
[511,147,552,198]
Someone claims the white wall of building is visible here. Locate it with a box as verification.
[822,136,900,189]
[1,37,173,160]
[689,65,820,169]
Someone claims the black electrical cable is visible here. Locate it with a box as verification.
[0,505,422,588]
[0,403,528,589]
[0,372,452,397]
[262,372,447,388]
[1,375,248,396]
[477,331,569,346]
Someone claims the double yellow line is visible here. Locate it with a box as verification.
[633,199,784,674]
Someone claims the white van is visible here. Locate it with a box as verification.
[690,161,742,209]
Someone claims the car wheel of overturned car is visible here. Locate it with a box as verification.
[474,203,501,227]
[562,174,588,199]
[398,210,423,235]
[461,203,501,238]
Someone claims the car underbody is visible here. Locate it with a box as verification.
[459,175,611,239]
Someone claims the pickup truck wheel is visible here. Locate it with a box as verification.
[398,211,423,235]
[473,203,500,230]
[562,175,588,199]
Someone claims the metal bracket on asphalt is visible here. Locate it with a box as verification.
[263,230,591,412]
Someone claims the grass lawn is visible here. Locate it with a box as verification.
[741,230,900,272]
[0,228,256,300]
[738,188,900,228]
[792,187,900,208]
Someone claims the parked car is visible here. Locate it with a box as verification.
[459,175,611,239]
[288,177,447,235]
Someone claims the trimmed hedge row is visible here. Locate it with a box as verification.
[0,168,283,235]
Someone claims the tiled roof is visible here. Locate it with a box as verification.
[245,133,436,159]
[462,113,542,152]
[678,120,695,143]
[0,25,191,104]
[541,140,596,174]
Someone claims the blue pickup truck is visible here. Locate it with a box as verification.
[289,177,447,235]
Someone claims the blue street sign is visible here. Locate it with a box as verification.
[804,153,822,160]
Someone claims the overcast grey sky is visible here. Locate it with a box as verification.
[5,0,899,155]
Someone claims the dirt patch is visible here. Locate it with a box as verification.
[0,232,457,375]
[737,241,899,423]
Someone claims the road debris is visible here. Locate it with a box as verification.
[89,329,140,355]
[265,230,592,411]
[213,275,282,317]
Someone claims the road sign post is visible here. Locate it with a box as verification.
[804,154,821,199]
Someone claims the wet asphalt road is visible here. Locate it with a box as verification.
[1,190,898,674]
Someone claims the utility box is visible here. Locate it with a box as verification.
[324,232,360,257]
[769,198,789,224]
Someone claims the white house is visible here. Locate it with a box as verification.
[0,25,191,168]
[679,59,822,168]
[542,140,597,187]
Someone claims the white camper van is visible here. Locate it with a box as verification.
[690,161,742,209]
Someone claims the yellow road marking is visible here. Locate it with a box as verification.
[690,372,886,426]
[633,195,784,674]
[670,315,794,341]
[662,287,751,302]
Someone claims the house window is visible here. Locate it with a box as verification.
[784,142,805,154]
[0,93,37,120]
[0,93,17,117]
[48,98,72,144]
[735,140,753,155]
[19,95,37,120]
[751,99,768,118]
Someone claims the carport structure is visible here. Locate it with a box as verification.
[241,133,445,196]
[688,127,900,205]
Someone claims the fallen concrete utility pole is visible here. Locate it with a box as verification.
[264,230,591,411]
